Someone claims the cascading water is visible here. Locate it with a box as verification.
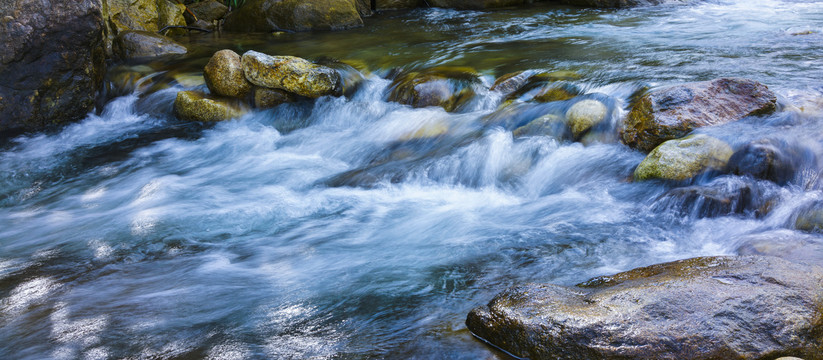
[2,1,823,358]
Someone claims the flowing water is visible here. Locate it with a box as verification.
[3,1,823,358]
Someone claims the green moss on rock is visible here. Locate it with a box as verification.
[174,90,246,122]
[634,134,732,181]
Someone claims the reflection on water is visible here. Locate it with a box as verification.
[3,1,823,358]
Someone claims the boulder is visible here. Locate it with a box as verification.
[101,0,187,53]
[493,70,582,102]
[652,176,779,218]
[634,134,733,181]
[113,30,187,60]
[185,0,228,23]
[174,90,247,122]
[735,230,823,266]
[0,0,105,133]
[727,138,813,186]
[204,50,252,98]
[253,87,296,109]
[513,114,569,139]
[467,256,823,360]
[223,0,363,32]
[622,78,777,152]
[241,51,342,98]
[427,0,526,9]
[566,99,608,138]
[387,67,480,112]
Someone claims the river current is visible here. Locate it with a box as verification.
[2,1,823,358]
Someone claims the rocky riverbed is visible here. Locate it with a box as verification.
[2,0,823,359]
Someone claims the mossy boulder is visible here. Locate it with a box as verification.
[387,67,480,112]
[224,0,363,32]
[101,0,187,53]
[113,30,187,60]
[241,51,342,98]
[204,50,252,98]
[0,0,105,133]
[427,0,526,9]
[634,134,733,181]
[622,78,777,152]
[156,0,187,36]
[174,90,247,122]
[467,256,823,360]
[253,87,296,109]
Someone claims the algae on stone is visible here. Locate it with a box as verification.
[174,90,246,122]
[205,50,252,98]
[634,134,732,181]
[242,51,342,98]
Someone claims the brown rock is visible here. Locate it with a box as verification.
[622,78,777,152]
[174,90,247,122]
[253,87,296,109]
[204,50,252,98]
[113,30,187,60]
[224,0,363,32]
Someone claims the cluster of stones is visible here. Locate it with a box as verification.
[174,50,342,122]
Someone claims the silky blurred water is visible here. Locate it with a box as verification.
[3,1,823,359]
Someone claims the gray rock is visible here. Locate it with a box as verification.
[0,0,105,133]
[113,30,187,60]
[467,256,823,360]
[186,0,228,23]
[735,230,823,266]
[622,78,777,152]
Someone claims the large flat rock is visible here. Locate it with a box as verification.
[467,256,823,359]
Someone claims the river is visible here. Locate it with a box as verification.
[2,0,823,358]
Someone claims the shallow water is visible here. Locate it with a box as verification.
[3,1,823,359]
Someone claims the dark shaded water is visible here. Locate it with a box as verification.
[3,1,823,359]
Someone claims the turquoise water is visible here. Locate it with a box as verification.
[2,1,823,358]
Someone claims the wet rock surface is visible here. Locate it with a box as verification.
[727,138,814,186]
[242,51,342,98]
[735,230,823,266]
[652,176,780,218]
[113,30,187,60]
[467,256,823,360]
[387,67,480,112]
[204,49,252,98]
[174,90,247,122]
[634,134,732,181]
[224,0,363,32]
[622,78,777,152]
[0,0,105,133]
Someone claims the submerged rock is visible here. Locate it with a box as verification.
[174,91,246,122]
[224,0,363,32]
[622,78,777,152]
[727,138,814,186]
[467,256,823,360]
[204,50,252,98]
[113,30,187,60]
[566,99,608,138]
[427,0,526,9]
[634,134,732,181]
[735,230,823,266]
[387,67,480,112]
[795,201,823,234]
[652,176,779,218]
[0,0,105,133]
[242,51,342,98]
